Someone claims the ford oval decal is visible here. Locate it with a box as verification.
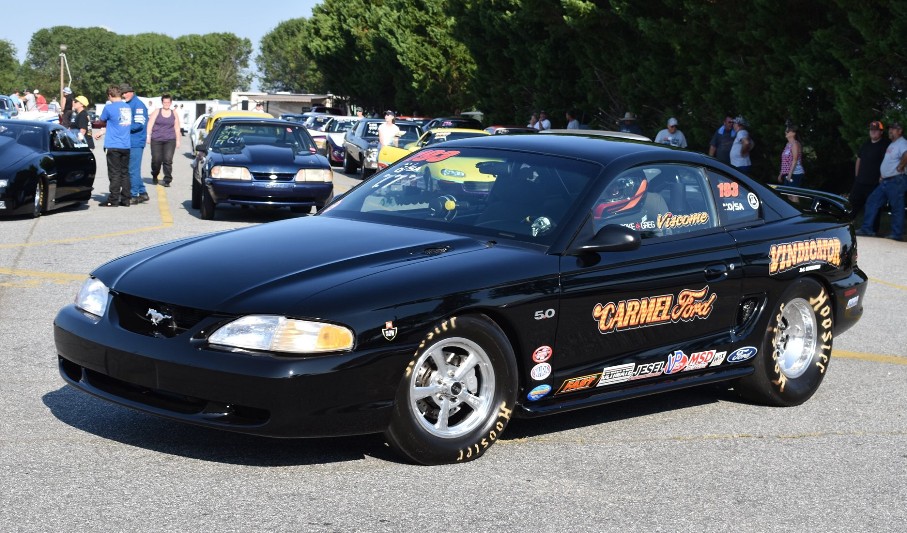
[727,346,758,363]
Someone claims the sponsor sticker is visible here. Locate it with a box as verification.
[747,192,760,210]
[684,349,718,371]
[556,373,601,395]
[722,201,745,212]
[597,363,636,387]
[727,346,758,363]
[709,351,728,367]
[592,286,717,335]
[769,238,842,275]
[632,361,665,380]
[532,345,553,363]
[665,350,689,374]
[530,363,552,381]
[527,384,552,401]
[657,211,709,230]
[382,321,398,341]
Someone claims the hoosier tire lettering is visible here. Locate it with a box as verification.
[735,278,833,407]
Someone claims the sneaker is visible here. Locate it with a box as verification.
[139,193,150,203]
[120,200,131,207]
[98,201,118,207]
[163,181,171,187]
[152,176,159,185]
[129,198,140,205]
[854,229,875,237]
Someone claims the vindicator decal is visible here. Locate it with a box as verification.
[768,238,842,275]
[592,286,717,334]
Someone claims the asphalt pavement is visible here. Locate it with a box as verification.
[0,143,904,532]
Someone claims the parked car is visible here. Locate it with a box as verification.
[342,118,422,177]
[423,116,483,131]
[377,127,489,170]
[190,117,333,220]
[188,114,209,155]
[0,95,20,119]
[55,133,866,465]
[322,116,359,167]
[0,120,95,217]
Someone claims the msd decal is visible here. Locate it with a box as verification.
[592,286,717,335]
[769,238,842,275]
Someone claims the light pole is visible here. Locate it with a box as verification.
[59,44,67,107]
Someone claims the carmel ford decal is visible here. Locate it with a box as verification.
[592,286,717,334]
[769,238,842,275]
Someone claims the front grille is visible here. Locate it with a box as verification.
[113,292,211,338]
[250,172,294,181]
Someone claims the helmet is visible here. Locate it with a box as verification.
[595,174,648,218]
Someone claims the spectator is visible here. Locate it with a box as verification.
[537,110,551,131]
[146,94,182,188]
[618,112,643,135]
[730,116,754,174]
[60,87,74,128]
[255,101,264,112]
[851,121,890,229]
[35,89,47,111]
[120,82,149,204]
[777,124,805,187]
[654,117,688,147]
[566,110,580,130]
[23,89,36,111]
[527,112,538,129]
[708,114,737,165]
[93,85,132,207]
[70,95,93,149]
[856,121,907,241]
[9,90,22,111]
[378,110,400,148]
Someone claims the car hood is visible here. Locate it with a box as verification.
[94,216,512,314]
[209,144,321,168]
[0,140,35,169]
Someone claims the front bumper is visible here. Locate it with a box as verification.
[207,179,333,208]
[54,304,406,438]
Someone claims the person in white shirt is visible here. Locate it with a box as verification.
[378,110,401,148]
[566,110,580,129]
[729,116,753,174]
[537,110,551,131]
[654,117,688,148]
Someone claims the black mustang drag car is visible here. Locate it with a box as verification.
[1,120,96,217]
[55,134,866,464]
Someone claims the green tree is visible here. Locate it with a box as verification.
[175,33,253,99]
[257,18,324,93]
[119,33,181,97]
[0,39,20,93]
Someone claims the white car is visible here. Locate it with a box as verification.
[189,114,209,155]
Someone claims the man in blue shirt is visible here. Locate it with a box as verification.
[121,83,149,204]
[709,114,737,165]
[94,85,132,206]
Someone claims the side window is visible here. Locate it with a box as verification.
[593,164,718,239]
[52,130,75,151]
[706,170,762,226]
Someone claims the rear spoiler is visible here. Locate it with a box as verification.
[771,185,853,220]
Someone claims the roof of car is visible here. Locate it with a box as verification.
[0,119,58,130]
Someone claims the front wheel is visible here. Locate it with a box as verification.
[385,315,518,465]
[343,150,357,173]
[735,278,834,406]
[31,178,45,218]
[199,185,215,220]
[190,176,201,209]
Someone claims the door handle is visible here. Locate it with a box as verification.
[704,263,729,281]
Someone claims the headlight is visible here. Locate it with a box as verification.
[75,277,109,318]
[366,147,378,163]
[210,166,251,180]
[209,315,354,354]
[295,168,333,182]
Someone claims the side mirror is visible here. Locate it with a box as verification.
[567,224,641,255]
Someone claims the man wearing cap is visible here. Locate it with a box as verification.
[70,95,93,149]
[709,114,737,165]
[120,83,149,204]
[654,117,688,148]
[23,89,36,111]
[34,89,47,111]
[857,121,907,241]
[851,121,890,228]
[378,110,400,149]
[730,116,754,174]
[618,111,643,135]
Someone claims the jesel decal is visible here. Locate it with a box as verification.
[768,237,842,275]
[592,286,717,334]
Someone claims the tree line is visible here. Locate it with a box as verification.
[4,1,907,191]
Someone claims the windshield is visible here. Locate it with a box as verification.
[325,119,357,133]
[322,147,600,245]
[424,131,487,146]
[209,123,315,154]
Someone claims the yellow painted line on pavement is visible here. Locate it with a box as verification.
[0,185,173,249]
[835,349,907,366]
[868,277,907,292]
